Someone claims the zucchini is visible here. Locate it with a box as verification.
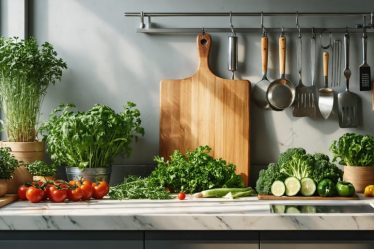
[193,187,255,198]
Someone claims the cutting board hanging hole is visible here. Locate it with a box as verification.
[200,39,208,46]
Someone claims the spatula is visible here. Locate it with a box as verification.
[318,52,334,119]
[338,32,361,128]
[292,31,308,117]
[359,28,371,91]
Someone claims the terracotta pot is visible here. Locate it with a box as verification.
[1,141,44,163]
[0,141,44,193]
[0,179,8,197]
[33,176,55,183]
[343,166,374,193]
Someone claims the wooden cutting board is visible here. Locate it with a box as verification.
[257,194,359,200]
[0,194,18,208]
[160,33,250,185]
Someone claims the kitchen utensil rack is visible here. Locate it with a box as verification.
[124,11,374,34]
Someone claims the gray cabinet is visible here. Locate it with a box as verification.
[261,242,374,249]
[145,231,259,249]
[0,231,143,249]
[261,231,374,249]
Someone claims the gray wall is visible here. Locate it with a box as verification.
[7,1,374,168]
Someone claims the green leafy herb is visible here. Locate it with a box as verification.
[109,146,244,199]
[41,102,144,169]
[26,160,57,176]
[0,37,67,142]
[0,147,19,179]
[150,145,244,193]
[330,133,374,166]
[109,176,171,200]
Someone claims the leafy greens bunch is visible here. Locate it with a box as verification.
[0,37,67,142]
[109,146,244,199]
[0,147,19,179]
[26,160,57,176]
[330,133,374,166]
[256,148,342,194]
[150,145,243,193]
[41,102,144,169]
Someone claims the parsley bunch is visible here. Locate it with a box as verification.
[151,146,244,193]
[26,160,57,176]
[41,102,144,169]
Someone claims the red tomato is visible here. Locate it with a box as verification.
[80,181,93,200]
[43,183,55,200]
[17,185,29,200]
[49,187,67,203]
[67,187,83,202]
[92,181,109,199]
[178,192,186,200]
[26,186,44,203]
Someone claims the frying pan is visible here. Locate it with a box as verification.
[266,33,296,111]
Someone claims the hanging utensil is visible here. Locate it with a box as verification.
[298,30,318,118]
[359,18,371,91]
[318,52,334,119]
[338,31,361,128]
[332,39,342,88]
[253,13,274,110]
[266,29,296,111]
[228,12,237,80]
[293,18,309,117]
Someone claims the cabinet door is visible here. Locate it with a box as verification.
[145,231,259,249]
[261,242,374,249]
[261,231,374,249]
[0,240,142,249]
[0,231,143,249]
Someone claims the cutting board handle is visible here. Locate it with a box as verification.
[197,33,212,70]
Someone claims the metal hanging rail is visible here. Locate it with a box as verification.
[124,11,373,17]
[124,11,374,34]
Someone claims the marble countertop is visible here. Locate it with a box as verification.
[1,197,374,230]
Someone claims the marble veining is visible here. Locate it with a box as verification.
[0,197,373,230]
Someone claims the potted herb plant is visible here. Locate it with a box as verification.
[0,148,19,197]
[26,160,57,182]
[0,37,67,192]
[41,102,144,182]
[330,133,374,192]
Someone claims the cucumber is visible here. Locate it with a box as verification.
[271,180,286,197]
[300,178,316,196]
[284,177,301,196]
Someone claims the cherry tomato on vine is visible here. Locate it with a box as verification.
[17,185,29,200]
[49,186,67,203]
[80,180,93,200]
[92,181,109,199]
[67,186,83,202]
[26,186,44,203]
